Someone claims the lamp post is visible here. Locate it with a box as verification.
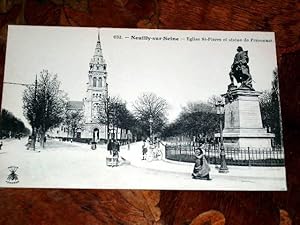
[149,115,153,144]
[4,79,36,150]
[215,100,229,173]
[105,83,110,142]
[31,75,38,151]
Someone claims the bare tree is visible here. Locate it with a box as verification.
[96,96,135,140]
[162,101,219,140]
[64,107,84,138]
[207,95,224,109]
[23,70,67,148]
[259,69,281,145]
[96,96,118,139]
[182,101,214,114]
[133,92,169,136]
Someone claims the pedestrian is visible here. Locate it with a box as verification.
[127,138,130,150]
[26,136,32,150]
[114,140,120,157]
[153,137,158,148]
[0,141,2,150]
[192,145,211,180]
[111,139,120,167]
[142,140,147,160]
[117,140,120,151]
[107,139,113,155]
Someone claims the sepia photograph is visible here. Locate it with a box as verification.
[0,25,286,190]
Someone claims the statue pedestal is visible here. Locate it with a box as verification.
[220,88,274,149]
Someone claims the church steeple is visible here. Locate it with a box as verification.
[87,31,107,89]
[89,31,106,71]
[84,32,108,123]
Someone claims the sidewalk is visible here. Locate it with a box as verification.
[119,141,286,181]
[0,138,286,190]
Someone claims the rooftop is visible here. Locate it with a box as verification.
[67,101,83,110]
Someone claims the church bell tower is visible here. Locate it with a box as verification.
[83,32,108,124]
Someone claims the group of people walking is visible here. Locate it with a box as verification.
[106,138,121,167]
[141,137,163,160]
[142,138,211,180]
[107,136,211,180]
[107,138,120,157]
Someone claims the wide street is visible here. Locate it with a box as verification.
[0,138,287,190]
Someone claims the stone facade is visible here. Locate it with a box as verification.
[222,88,275,149]
[81,33,108,141]
[49,33,130,141]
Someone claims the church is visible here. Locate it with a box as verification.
[51,33,128,142]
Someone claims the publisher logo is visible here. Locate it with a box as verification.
[6,166,19,184]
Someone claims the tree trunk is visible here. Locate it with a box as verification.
[116,127,119,140]
[40,131,45,148]
[72,127,76,138]
[112,125,115,139]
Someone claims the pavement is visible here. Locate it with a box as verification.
[119,141,287,180]
[0,138,287,190]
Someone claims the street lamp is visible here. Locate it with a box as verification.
[4,80,36,150]
[149,115,153,144]
[215,100,229,173]
[31,75,38,151]
[105,83,110,142]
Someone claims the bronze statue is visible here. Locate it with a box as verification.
[229,46,254,90]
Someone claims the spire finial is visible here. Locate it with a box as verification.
[90,30,105,65]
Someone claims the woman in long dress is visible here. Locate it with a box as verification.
[192,146,211,180]
[142,140,148,160]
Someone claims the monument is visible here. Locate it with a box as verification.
[221,46,274,149]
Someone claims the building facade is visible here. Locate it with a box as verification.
[50,33,129,142]
[80,33,108,141]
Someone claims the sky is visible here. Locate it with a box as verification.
[1,26,278,128]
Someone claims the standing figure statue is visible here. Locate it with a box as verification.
[229,46,254,90]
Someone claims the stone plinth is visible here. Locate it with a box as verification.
[221,88,274,149]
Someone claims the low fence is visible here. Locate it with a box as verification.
[52,137,130,145]
[165,142,285,167]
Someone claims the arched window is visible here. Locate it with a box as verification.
[93,77,97,87]
[99,77,102,87]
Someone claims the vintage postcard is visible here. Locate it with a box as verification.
[0,25,286,190]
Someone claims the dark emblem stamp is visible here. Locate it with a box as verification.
[6,166,19,184]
